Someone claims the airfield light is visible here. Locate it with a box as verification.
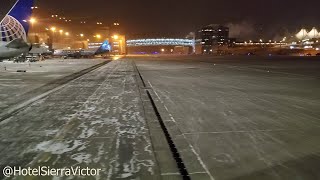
[51,27,56,32]
[29,18,36,24]
[113,35,119,40]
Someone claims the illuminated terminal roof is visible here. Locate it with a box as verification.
[308,27,320,39]
[126,38,194,47]
[296,28,320,40]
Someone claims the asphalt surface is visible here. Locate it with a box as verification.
[0,59,105,111]
[0,59,175,180]
[0,55,320,180]
[133,55,320,180]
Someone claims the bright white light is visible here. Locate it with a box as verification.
[113,35,119,40]
[308,27,320,39]
[296,28,308,40]
[126,38,194,47]
[29,18,36,24]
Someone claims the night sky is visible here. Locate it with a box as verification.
[2,0,320,39]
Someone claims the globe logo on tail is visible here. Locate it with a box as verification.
[0,15,27,42]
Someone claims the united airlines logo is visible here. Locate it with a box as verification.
[0,15,27,42]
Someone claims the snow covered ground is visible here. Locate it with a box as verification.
[0,59,165,179]
[0,59,105,110]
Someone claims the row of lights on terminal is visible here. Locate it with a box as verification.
[45,27,70,36]
[27,11,121,41]
[160,49,174,53]
[28,7,123,46]
[51,15,72,22]
[40,29,118,40]
[31,6,120,28]
[92,34,120,40]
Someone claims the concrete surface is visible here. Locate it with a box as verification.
[1,55,320,180]
[0,59,178,180]
[0,59,105,111]
[134,55,320,180]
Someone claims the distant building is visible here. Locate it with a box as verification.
[296,27,320,40]
[197,24,230,54]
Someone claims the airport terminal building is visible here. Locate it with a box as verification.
[196,24,231,54]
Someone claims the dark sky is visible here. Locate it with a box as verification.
[2,0,320,38]
[38,0,320,30]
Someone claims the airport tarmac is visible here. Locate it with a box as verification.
[133,55,320,180]
[0,58,174,180]
[0,55,320,180]
[0,59,105,111]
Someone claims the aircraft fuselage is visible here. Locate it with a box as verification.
[0,42,29,60]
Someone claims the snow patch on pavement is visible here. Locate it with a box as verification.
[33,140,86,155]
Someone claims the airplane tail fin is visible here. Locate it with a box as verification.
[8,0,34,34]
[95,40,111,55]
[0,0,34,42]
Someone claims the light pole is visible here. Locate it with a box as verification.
[50,27,56,49]
[30,18,37,43]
